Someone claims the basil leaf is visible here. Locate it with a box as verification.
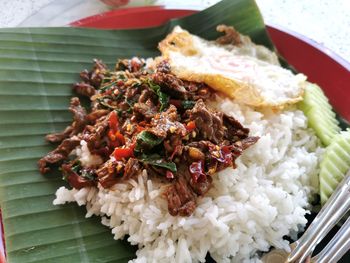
[147,79,169,111]
[182,100,196,109]
[71,163,81,173]
[99,81,116,92]
[135,131,163,152]
[126,98,136,108]
[141,154,177,172]
[81,169,95,180]
[96,96,122,112]
[68,161,95,181]
[158,91,169,111]
[118,74,126,80]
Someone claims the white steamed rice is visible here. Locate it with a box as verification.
[53,96,323,262]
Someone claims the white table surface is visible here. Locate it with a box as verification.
[0,0,349,63]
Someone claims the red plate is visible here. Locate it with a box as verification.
[71,6,350,122]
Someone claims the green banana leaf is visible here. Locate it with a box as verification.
[0,0,273,262]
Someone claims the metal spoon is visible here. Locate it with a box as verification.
[262,169,350,263]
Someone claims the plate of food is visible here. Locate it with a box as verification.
[0,0,349,262]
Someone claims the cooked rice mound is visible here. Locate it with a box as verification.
[54,97,322,262]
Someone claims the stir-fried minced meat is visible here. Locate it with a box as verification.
[46,97,87,143]
[39,57,259,217]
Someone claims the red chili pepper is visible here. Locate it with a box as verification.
[115,131,125,145]
[217,146,233,165]
[110,140,120,148]
[166,170,174,179]
[113,146,134,160]
[186,121,196,132]
[136,125,145,133]
[117,80,124,87]
[108,111,119,131]
[113,143,136,160]
[108,129,116,141]
[104,89,113,95]
[170,145,182,160]
[130,141,136,151]
[189,160,207,183]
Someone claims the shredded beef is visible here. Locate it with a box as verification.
[46,97,87,143]
[86,109,109,123]
[216,24,242,45]
[138,88,155,103]
[166,177,196,216]
[96,159,123,188]
[152,72,188,99]
[73,82,96,97]
[124,158,140,180]
[89,59,108,87]
[61,163,96,189]
[189,99,225,144]
[38,136,80,174]
[116,57,145,72]
[133,101,158,121]
[82,115,109,150]
[234,136,260,151]
[153,61,212,101]
[156,60,171,74]
[223,114,250,141]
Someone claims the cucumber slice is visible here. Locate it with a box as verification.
[319,130,350,204]
[298,83,340,146]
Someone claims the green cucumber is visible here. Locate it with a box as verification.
[298,83,341,146]
[319,130,350,204]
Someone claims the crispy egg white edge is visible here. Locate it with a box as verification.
[161,26,306,107]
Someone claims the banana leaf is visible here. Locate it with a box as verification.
[0,0,273,262]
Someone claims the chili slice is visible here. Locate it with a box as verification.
[108,110,119,131]
[113,147,134,160]
[186,121,196,132]
[189,160,206,183]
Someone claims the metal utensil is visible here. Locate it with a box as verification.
[310,211,350,263]
[262,169,350,263]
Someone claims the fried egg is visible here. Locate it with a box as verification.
[158,26,306,108]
